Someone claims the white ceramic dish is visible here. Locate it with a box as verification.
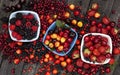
[8,10,41,42]
[80,33,112,65]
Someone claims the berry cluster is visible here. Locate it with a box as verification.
[9,13,39,40]
[83,35,111,63]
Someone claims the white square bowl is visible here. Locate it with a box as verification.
[80,33,112,65]
[8,10,41,42]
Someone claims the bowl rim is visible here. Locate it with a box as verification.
[8,10,41,42]
[80,33,112,65]
[42,21,78,56]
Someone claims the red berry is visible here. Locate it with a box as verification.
[109,58,115,65]
[90,26,97,32]
[2,24,8,30]
[10,25,15,31]
[67,64,74,72]
[102,17,110,25]
[74,10,80,16]
[113,48,120,55]
[15,20,22,26]
[26,21,31,27]
[88,10,96,17]
[31,26,38,32]
[93,49,100,56]
[97,55,106,63]
[84,36,90,42]
[16,34,22,40]
[28,14,34,20]
[98,46,106,54]
[83,63,90,69]
[12,32,18,38]
[76,59,83,67]
[85,41,93,47]
[46,35,51,40]
[105,67,111,73]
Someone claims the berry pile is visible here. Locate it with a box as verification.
[9,12,39,41]
[0,0,120,75]
[44,20,76,54]
[83,35,111,64]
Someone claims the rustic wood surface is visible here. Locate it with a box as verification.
[0,0,120,75]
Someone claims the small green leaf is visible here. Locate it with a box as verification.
[56,20,65,28]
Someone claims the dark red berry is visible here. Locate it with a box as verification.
[31,26,38,32]
[15,20,22,26]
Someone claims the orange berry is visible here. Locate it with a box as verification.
[58,45,64,51]
[94,12,100,18]
[45,53,50,58]
[48,19,53,24]
[59,57,65,61]
[45,71,50,75]
[30,54,34,59]
[66,58,72,64]
[57,35,61,41]
[55,55,59,59]
[49,57,53,61]
[51,33,57,39]
[16,49,22,54]
[61,61,67,67]
[55,41,60,47]
[14,58,20,64]
[53,14,57,19]
[44,58,49,63]
[17,42,23,46]
[71,19,77,25]
[49,43,54,48]
[69,4,75,10]
[64,12,70,18]
[52,69,58,74]
[55,60,60,64]
[77,45,81,49]
[44,40,50,45]
[76,40,80,45]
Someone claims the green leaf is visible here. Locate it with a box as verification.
[110,61,118,70]
[56,20,65,28]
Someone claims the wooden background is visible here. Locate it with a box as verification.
[0,0,120,75]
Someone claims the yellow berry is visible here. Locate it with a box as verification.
[77,21,83,27]
[44,40,50,45]
[53,14,57,19]
[94,12,100,18]
[61,61,67,67]
[55,41,60,47]
[69,4,75,10]
[51,33,57,39]
[49,43,54,48]
[64,12,70,18]
[61,37,66,43]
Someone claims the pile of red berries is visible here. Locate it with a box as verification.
[0,0,120,75]
[9,12,39,41]
[83,35,111,63]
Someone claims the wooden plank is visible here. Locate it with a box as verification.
[108,0,120,74]
[21,63,37,75]
[81,0,91,14]
[14,62,24,75]
[0,59,9,75]
[67,0,90,14]
[88,0,114,17]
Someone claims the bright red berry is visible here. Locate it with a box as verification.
[10,25,15,31]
